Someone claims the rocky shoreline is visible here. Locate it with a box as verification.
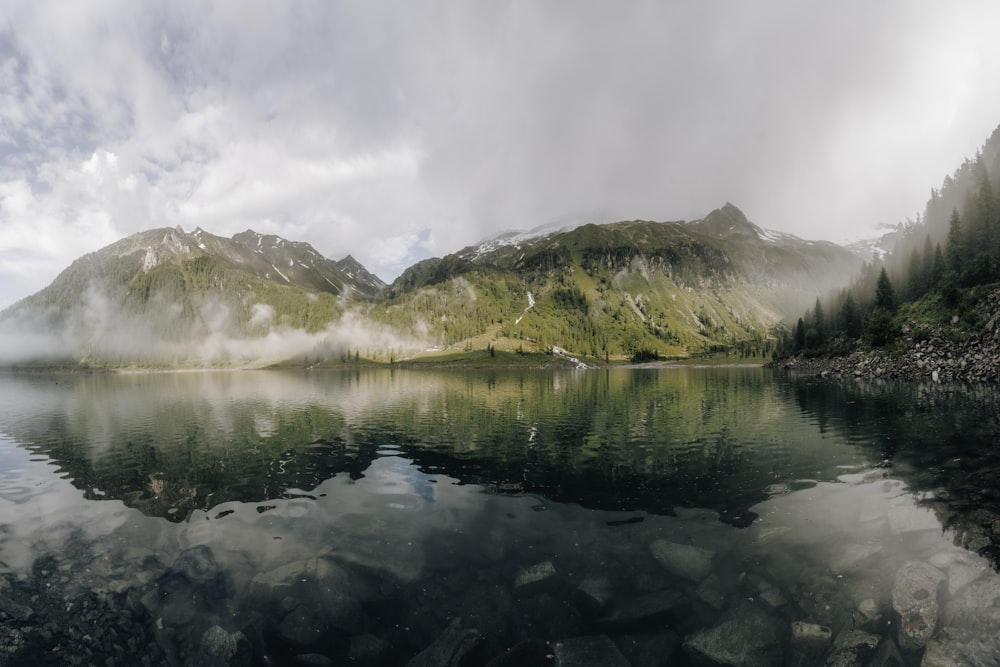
[772,289,1000,384]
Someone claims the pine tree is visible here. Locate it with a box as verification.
[946,208,963,273]
[812,297,825,343]
[841,292,861,339]
[874,267,896,313]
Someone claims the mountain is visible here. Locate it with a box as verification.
[371,204,862,360]
[844,222,911,261]
[1,204,866,367]
[0,226,406,367]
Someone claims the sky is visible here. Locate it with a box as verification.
[2,2,1000,308]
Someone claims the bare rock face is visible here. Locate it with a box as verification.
[891,561,944,651]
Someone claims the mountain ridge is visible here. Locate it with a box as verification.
[1,204,877,367]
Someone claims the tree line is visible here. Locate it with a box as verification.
[777,124,1000,357]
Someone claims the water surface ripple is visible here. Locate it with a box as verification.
[0,368,998,665]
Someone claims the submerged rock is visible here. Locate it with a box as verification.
[650,540,715,582]
[575,575,613,613]
[405,617,480,667]
[823,629,880,667]
[942,574,1000,628]
[921,626,1000,666]
[198,625,250,666]
[551,635,630,667]
[829,543,882,574]
[866,638,904,667]
[892,561,944,652]
[928,550,987,596]
[613,631,681,667]
[789,621,832,667]
[682,601,785,667]
[596,589,689,630]
[348,634,390,665]
[514,561,558,594]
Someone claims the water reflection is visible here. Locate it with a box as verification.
[0,369,998,665]
[0,368,869,524]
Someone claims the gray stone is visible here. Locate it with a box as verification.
[511,593,584,644]
[514,561,557,593]
[597,589,690,630]
[249,557,363,633]
[682,601,785,667]
[613,631,681,667]
[829,543,881,574]
[789,621,832,667]
[695,573,729,610]
[0,594,33,622]
[552,635,631,666]
[650,539,715,582]
[928,550,987,596]
[854,599,882,632]
[824,629,880,667]
[248,559,311,601]
[278,604,328,649]
[200,625,238,657]
[892,561,944,651]
[405,617,481,667]
[349,634,390,665]
[174,544,219,584]
[792,621,832,645]
[866,638,904,667]
[887,502,941,534]
[576,575,613,611]
[198,625,250,667]
[942,574,1000,628]
[921,627,1000,666]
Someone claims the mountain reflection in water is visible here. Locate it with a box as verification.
[0,367,998,665]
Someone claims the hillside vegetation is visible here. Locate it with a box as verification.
[775,123,1000,382]
[368,206,860,363]
[1,205,863,368]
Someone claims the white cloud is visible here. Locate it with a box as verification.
[3,1,1000,307]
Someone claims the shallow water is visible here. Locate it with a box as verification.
[0,368,998,665]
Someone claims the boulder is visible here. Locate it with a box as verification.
[928,550,986,596]
[613,631,681,667]
[551,635,631,667]
[597,589,690,630]
[514,561,558,595]
[198,625,251,667]
[942,575,1000,628]
[682,601,785,667]
[405,617,481,667]
[892,561,944,651]
[650,540,715,582]
[921,627,1000,666]
[349,634,391,665]
[788,621,832,667]
[866,638,904,667]
[823,629,880,667]
[278,604,328,649]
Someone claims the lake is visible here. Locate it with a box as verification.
[0,367,998,665]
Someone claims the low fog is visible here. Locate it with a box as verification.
[0,287,427,367]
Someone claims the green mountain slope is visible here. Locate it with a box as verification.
[1,205,863,367]
[0,227,404,367]
[370,204,862,361]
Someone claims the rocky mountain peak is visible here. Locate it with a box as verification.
[693,203,759,239]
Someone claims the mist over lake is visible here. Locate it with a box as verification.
[1,367,999,665]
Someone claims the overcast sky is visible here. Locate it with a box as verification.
[2,1,1000,308]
